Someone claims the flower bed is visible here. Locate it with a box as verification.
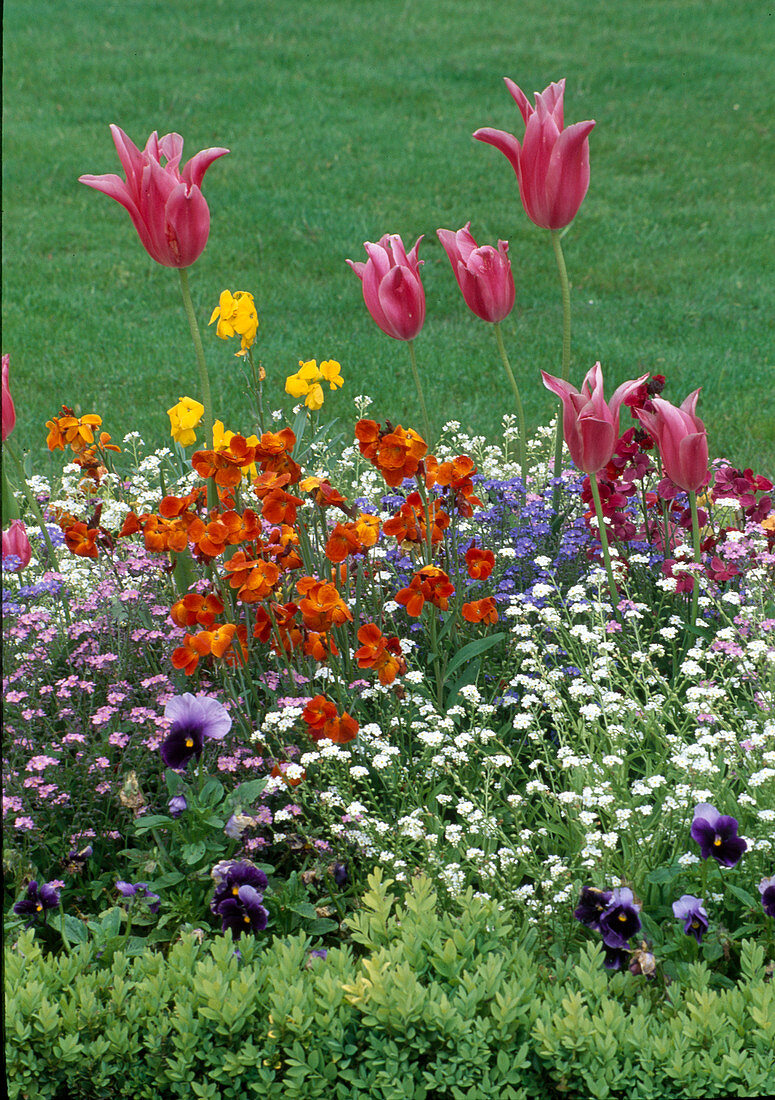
[3,74,775,1098]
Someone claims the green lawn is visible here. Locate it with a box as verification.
[3,0,774,473]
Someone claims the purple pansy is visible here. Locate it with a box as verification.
[573,885,613,932]
[160,693,231,769]
[216,884,269,938]
[116,880,161,914]
[332,861,349,888]
[168,794,188,818]
[602,944,630,971]
[598,887,642,949]
[672,894,709,943]
[210,860,269,913]
[690,803,747,867]
[13,880,60,921]
[759,875,775,918]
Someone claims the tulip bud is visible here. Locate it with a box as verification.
[475,78,595,231]
[437,224,515,323]
[2,520,32,569]
[346,234,425,341]
[2,353,15,441]
[634,392,709,494]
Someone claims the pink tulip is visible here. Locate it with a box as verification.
[2,520,32,569]
[542,362,648,474]
[2,353,15,441]
[79,126,229,268]
[436,223,515,323]
[346,234,425,340]
[474,78,595,230]
[634,392,709,493]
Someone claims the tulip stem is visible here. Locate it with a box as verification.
[178,267,214,446]
[589,473,621,624]
[688,490,702,629]
[407,339,432,445]
[550,229,573,510]
[494,322,527,490]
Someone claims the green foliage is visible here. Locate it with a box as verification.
[7,872,775,1099]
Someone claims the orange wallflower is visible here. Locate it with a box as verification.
[45,408,103,454]
[395,566,454,617]
[300,476,351,514]
[261,487,303,526]
[355,419,427,487]
[302,694,358,745]
[254,428,301,485]
[171,623,243,675]
[464,546,495,580]
[63,522,100,559]
[426,454,483,515]
[354,623,405,685]
[303,631,339,662]
[324,514,379,563]
[192,435,258,488]
[297,577,352,632]
[383,493,449,548]
[461,597,499,624]
[170,593,225,629]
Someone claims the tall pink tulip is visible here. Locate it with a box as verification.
[436,223,515,323]
[474,78,595,230]
[79,126,229,268]
[2,353,15,441]
[346,234,425,341]
[634,392,709,493]
[541,362,648,474]
[2,520,32,569]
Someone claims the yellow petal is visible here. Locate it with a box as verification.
[285,374,310,398]
[305,383,324,411]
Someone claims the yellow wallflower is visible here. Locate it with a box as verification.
[168,396,204,447]
[209,290,259,354]
[284,359,343,411]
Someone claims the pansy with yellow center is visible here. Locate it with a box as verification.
[168,396,205,447]
[209,290,259,355]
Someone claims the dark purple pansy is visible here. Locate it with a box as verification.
[210,860,269,913]
[603,944,630,970]
[13,880,60,920]
[598,887,642,949]
[115,880,160,914]
[672,894,709,943]
[217,884,269,937]
[332,861,349,888]
[160,693,231,769]
[759,875,775,918]
[573,885,613,932]
[690,803,747,868]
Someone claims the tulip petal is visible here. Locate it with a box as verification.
[503,78,533,125]
[158,132,184,172]
[165,182,210,268]
[377,265,425,340]
[109,124,146,193]
[181,147,231,189]
[472,127,522,178]
[543,118,595,229]
[577,416,615,473]
[78,172,156,257]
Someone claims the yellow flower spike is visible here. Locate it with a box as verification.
[319,359,343,390]
[285,372,311,399]
[168,396,205,447]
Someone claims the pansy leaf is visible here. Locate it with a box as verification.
[724,884,758,908]
[132,814,173,833]
[181,841,207,865]
[199,778,225,805]
[61,914,90,945]
[307,918,339,935]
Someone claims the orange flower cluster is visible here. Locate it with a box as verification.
[300,476,352,515]
[63,521,100,559]
[192,435,258,488]
[464,546,495,580]
[302,694,359,745]
[354,624,405,685]
[324,514,380,563]
[170,592,225,629]
[45,408,104,455]
[121,490,205,554]
[297,577,353,633]
[383,492,449,549]
[461,597,499,624]
[172,623,247,676]
[355,420,427,487]
[426,455,483,516]
[395,566,455,617]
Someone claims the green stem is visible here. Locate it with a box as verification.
[550,229,572,505]
[493,322,527,489]
[4,439,62,575]
[407,339,432,445]
[589,473,621,624]
[688,490,702,629]
[178,267,213,443]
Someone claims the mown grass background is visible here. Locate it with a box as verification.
[3,0,774,474]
